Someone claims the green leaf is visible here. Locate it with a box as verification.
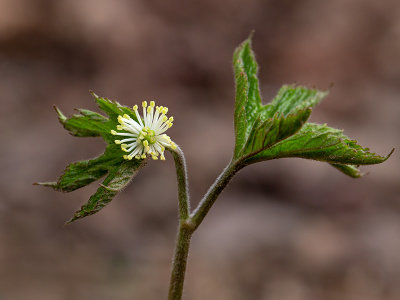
[54,105,110,138]
[54,94,139,144]
[67,159,144,223]
[232,36,329,160]
[240,108,311,157]
[36,145,125,192]
[36,93,146,222]
[246,123,392,172]
[233,35,262,156]
[259,85,328,119]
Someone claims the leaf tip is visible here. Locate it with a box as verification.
[342,167,368,179]
[353,169,366,178]
[65,212,82,225]
[64,218,74,225]
[361,170,370,177]
[53,106,67,123]
[248,30,255,41]
[319,89,330,98]
[384,148,395,161]
[89,90,99,99]
[235,31,256,56]
[33,181,57,188]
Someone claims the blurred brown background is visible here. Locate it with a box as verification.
[0,0,399,299]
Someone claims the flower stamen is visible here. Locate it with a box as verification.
[111,101,176,161]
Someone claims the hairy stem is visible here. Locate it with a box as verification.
[191,160,243,230]
[168,149,242,299]
[168,224,193,300]
[168,146,192,300]
[169,147,190,220]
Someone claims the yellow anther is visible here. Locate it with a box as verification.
[112,100,175,162]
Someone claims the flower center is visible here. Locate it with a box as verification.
[139,127,157,145]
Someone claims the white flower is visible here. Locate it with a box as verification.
[111,101,177,160]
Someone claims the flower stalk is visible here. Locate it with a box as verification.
[169,147,190,221]
[167,151,243,300]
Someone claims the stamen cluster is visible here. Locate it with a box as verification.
[111,101,176,160]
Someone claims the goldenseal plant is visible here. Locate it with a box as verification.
[36,35,393,300]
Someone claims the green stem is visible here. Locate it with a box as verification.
[168,146,192,300]
[169,147,190,220]
[191,160,242,230]
[168,224,193,300]
[167,149,243,299]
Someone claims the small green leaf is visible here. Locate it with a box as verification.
[233,36,262,156]
[37,145,125,192]
[67,159,144,223]
[259,85,328,119]
[54,105,110,138]
[37,93,146,222]
[246,123,392,172]
[55,95,139,143]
